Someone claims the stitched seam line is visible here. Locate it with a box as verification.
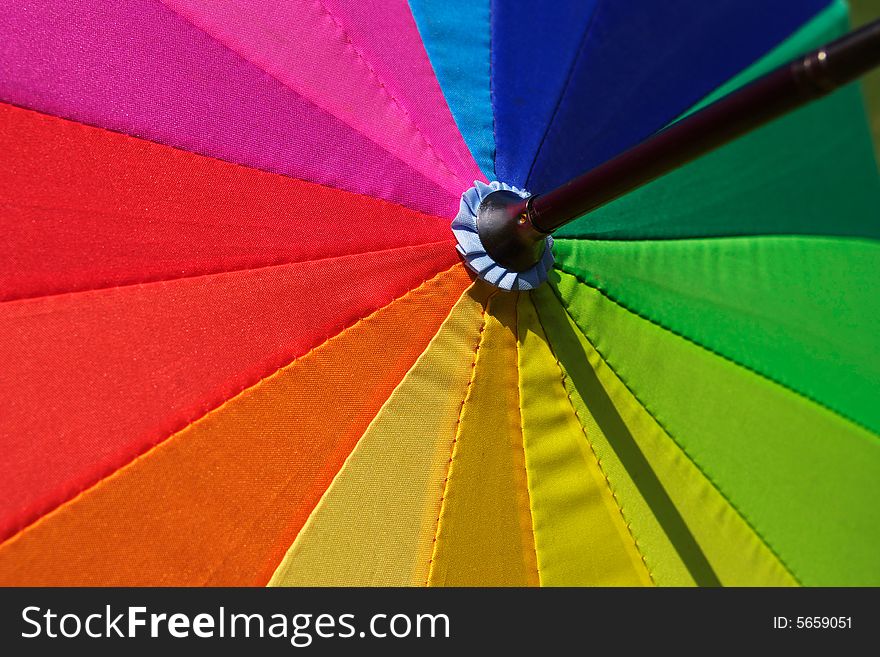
[524,3,602,185]
[311,0,465,189]
[548,280,804,586]
[533,296,655,585]
[424,291,495,586]
[206,274,476,586]
[516,296,545,586]
[0,264,465,549]
[511,293,541,586]
[554,263,878,438]
[488,0,497,178]
[0,239,456,304]
[2,101,457,221]
[1,198,448,230]
[151,2,456,205]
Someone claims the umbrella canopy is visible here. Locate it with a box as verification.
[0,0,878,587]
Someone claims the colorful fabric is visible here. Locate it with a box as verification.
[409,0,496,179]
[0,0,877,587]
[518,294,652,586]
[531,285,797,587]
[428,290,538,586]
[270,283,495,587]
[0,0,458,217]
[517,0,832,192]
[550,269,880,586]
[0,267,470,585]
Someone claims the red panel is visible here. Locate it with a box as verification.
[0,242,461,541]
[0,265,473,586]
[0,102,453,301]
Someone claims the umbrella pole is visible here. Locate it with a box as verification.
[481,18,880,269]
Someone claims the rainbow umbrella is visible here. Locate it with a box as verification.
[0,0,878,588]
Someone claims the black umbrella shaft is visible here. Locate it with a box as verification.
[526,18,880,234]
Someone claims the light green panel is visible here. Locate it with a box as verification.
[532,285,797,587]
[553,236,880,434]
[550,269,880,586]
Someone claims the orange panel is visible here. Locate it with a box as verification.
[0,265,471,586]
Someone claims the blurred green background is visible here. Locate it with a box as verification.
[851,0,880,163]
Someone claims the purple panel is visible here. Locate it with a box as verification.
[0,0,458,218]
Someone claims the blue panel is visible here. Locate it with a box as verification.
[490,0,599,188]
[409,0,496,179]
[518,0,832,193]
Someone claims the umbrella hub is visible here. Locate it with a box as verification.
[450,181,554,291]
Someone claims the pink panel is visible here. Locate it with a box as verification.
[0,0,459,217]
[323,0,485,184]
[161,0,481,196]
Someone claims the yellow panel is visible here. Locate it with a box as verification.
[269,283,492,586]
[0,264,471,586]
[531,285,691,586]
[517,293,652,586]
[427,291,539,586]
[532,285,796,587]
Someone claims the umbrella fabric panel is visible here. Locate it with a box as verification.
[319,0,484,184]
[157,0,478,195]
[533,286,798,587]
[270,283,493,586]
[518,294,652,586]
[0,244,458,544]
[532,288,692,587]
[0,0,457,218]
[522,0,833,194]
[490,0,598,187]
[408,0,496,179]
[0,102,453,301]
[427,291,538,587]
[555,4,880,241]
[552,271,880,586]
[554,237,880,435]
[555,86,880,240]
[681,0,849,118]
[0,0,874,590]
[0,266,472,586]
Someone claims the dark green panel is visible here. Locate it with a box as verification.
[556,4,880,240]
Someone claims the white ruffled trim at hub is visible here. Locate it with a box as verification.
[451,180,554,291]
